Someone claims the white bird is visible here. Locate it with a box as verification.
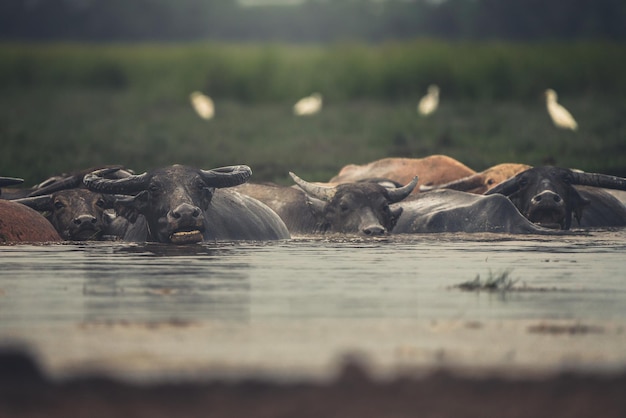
[293,93,322,116]
[189,91,215,120]
[417,84,439,116]
[545,88,577,131]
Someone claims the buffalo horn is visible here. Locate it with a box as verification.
[84,168,149,194]
[289,172,336,202]
[27,176,83,197]
[570,171,626,190]
[200,165,252,188]
[13,195,53,211]
[386,176,419,203]
[0,177,23,187]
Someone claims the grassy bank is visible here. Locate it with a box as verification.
[1,41,625,185]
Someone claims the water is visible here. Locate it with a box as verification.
[1,230,626,380]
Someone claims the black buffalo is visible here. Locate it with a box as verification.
[392,189,562,234]
[83,164,290,243]
[235,173,418,236]
[485,166,626,229]
[14,189,117,241]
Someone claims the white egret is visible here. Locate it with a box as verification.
[189,91,215,120]
[417,84,439,116]
[545,88,578,131]
[293,93,322,116]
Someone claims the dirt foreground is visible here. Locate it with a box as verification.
[1,349,626,418]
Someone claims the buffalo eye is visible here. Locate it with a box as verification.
[518,177,528,187]
[96,198,105,208]
[487,178,495,185]
[562,174,572,184]
[193,179,207,191]
[148,184,160,194]
[339,202,349,213]
[53,200,65,210]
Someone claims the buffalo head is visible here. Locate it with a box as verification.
[290,172,418,235]
[83,164,252,244]
[14,189,115,240]
[485,166,626,229]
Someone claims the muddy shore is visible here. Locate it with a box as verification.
[2,350,625,418]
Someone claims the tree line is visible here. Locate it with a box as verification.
[1,0,625,42]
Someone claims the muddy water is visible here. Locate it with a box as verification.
[1,230,626,381]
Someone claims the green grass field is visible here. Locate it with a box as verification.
[1,41,625,185]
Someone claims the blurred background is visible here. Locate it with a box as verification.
[1,0,625,184]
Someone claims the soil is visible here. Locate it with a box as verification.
[1,350,625,418]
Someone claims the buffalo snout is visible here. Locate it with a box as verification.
[531,190,563,205]
[362,224,386,236]
[527,190,567,229]
[170,203,202,220]
[73,214,97,226]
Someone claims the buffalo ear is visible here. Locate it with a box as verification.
[305,195,326,216]
[569,188,591,227]
[389,206,403,231]
[100,194,119,210]
[113,191,149,223]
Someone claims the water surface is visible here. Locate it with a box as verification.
[1,230,626,380]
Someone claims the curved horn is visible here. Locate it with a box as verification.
[84,168,149,195]
[13,195,54,212]
[27,175,83,197]
[484,174,522,197]
[0,177,23,187]
[386,176,419,203]
[570,171,626,190]
[199,165,252,188]
[289,172,336,202]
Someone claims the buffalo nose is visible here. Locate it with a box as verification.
[531,190,562,204]
[171,203,201,219]
[363,225,386,236]
[73,215,97,225]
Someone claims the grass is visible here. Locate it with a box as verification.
[454,269,519,292]
[1,41,625,185]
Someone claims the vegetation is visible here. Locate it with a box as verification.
[453,269,519,292]
[1,41,625,185]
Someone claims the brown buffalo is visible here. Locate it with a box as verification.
[419,163,532,194]
[0,200,61,243]
[329,155,475,193]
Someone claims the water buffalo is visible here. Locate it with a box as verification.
[0,199,61,243]
[1,177,60,242]
[485,166,626,229]
[83,164,290,243]
[419,163,532,194]
[13,189,118,241]
[329,155,475,193]
[392,189,562,235]
[235,173,418,236]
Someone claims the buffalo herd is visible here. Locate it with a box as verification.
[2,155,626,244]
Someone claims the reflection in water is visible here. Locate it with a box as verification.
[80,243,252,323]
